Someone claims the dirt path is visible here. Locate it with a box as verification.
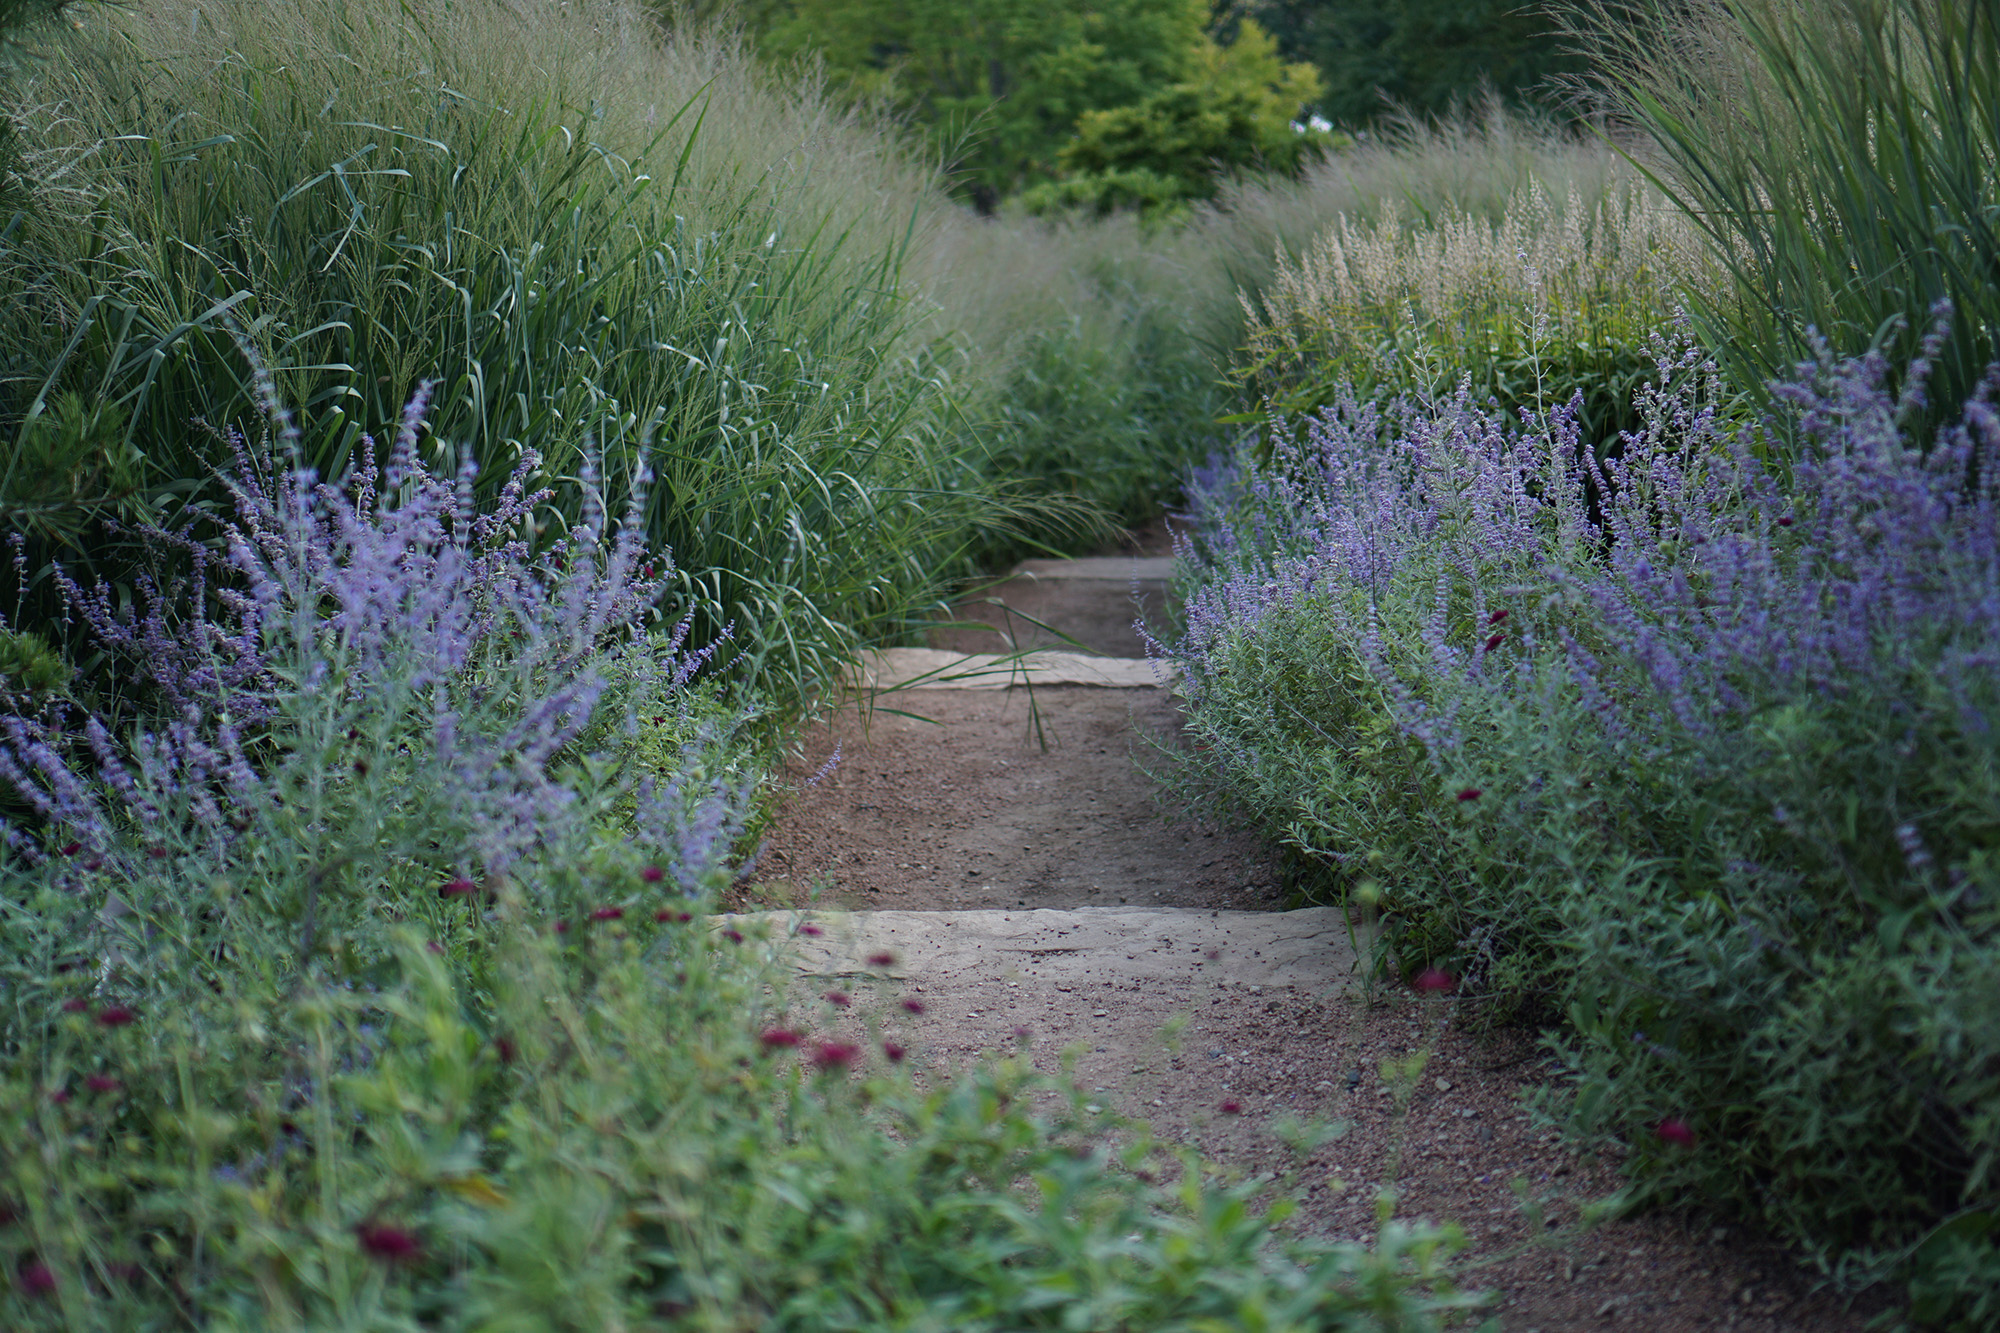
[738,545,1882,1332]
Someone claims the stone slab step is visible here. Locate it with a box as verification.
[855,648,1171,691]
[716,906,1369,994]
[1016,557,1176,581]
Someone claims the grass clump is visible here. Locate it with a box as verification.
[1,0,1047,699]
[1574,0,2000,442]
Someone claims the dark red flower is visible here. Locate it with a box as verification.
[759,1027,803,1050]
[900,998,925,1015]
[47,1087,69,1105]
[1656,1117,1697,1148]
[799,924,824,937]
[425,941,445,955]
[866,950,898,968]
[84,1074,119,1095]
[1412,967,1456,994]
[1220,1100,1242,1115]
[1456,788,1482,802]
[439,878,478,898]
[882,1041,907,1063]
[1483,632,1505,652]
[811,1040,862,1072]
[60,998,88,1014]
[18,1259,56,1297]
[654,908,677,922]
[677,911,694,923]
[355,1222,422,1262]
[552,921,569,935]
[58,842,81,857]
[640,865,665,884]
[722,929,744,944]
[95,1005,137,1028]
[1776,516,1794,528]
[1487,609,1510,626]
[145,846,167,860]
[589,906,624,922]
[823,990,851,1008]
[494,1036,519,1065]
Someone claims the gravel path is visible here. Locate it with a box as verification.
[738,543,1882,1332]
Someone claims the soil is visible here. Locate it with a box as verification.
[736,531,1892,1331]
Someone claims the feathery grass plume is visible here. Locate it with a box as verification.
[1238,181,1711,444]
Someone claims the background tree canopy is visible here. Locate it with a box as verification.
[704,0,1329,213]
[1221,0,1590,126]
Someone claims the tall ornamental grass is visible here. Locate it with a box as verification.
[1,0,1052,700]
[0,386,1482,1330]
[1166,322,1999,1319]
[1577,0,2000,441]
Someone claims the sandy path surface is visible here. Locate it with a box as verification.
[737,548,1884,1331]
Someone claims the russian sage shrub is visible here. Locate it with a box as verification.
[1171,318,2000,1310]
[0,376,734,1004]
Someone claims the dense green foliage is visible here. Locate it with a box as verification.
[723,0,1327,213]
[1577,0,2000,442]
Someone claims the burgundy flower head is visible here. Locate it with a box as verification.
[866,950,898,968]
[494,1036,519,1065]
[589,906,624,922]
[1220,1099,1243,1115]
[95,1004,137,1028]
[1487,609,1510,626]
[759,1027,803,1051]
[1656,1117,1697,1148]
[823,990,851,1008]
[900,998,925,1015]
[640,865,665,884]
[1412,966,1456,994]
[60,998,88,1014]
[439,878,478,898]
[1455,788,1482,802]
[811,1040,862,1072]
[18,1259,56,1297]
[722,928,744,944]
[883,1041,907,1063]
[1483,632,1505,652]
[84,1074,119,1095]
[355,1222,422,1262]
